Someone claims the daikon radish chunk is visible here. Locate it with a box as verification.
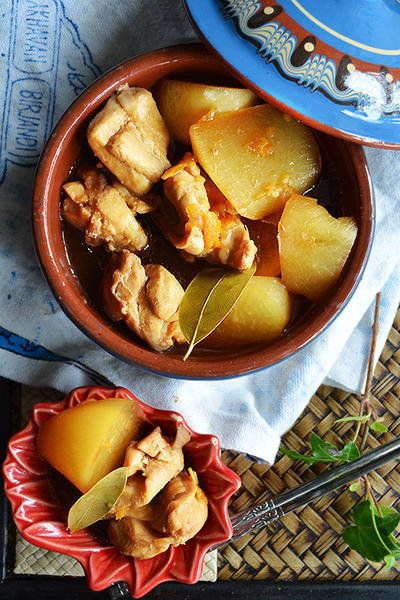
[154,79,258,145]
[204,276,293,349]
[37,396,144,492]
[190,104,320,220]
[278,193,357,301]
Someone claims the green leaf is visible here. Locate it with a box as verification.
[341,442,361,462]
[280,435,360,466]
[352,500,375,526]
[343,500,400,564]
[384,554,396,569]
[310,434,360,463]
[349,482,360,493]
[309,433,340,462]
[370,421,388,433]
[68,467,128,532]
[343,524,388,562]
[179,265,255,360]
[279,446,318,465]
[334,415,370,425]
[373,506,400,537]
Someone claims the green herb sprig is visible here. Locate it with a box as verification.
[280,293,400,568]
[281,433,360,465]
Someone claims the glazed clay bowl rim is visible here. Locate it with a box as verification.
[2,385,241,597]
[32,43,375,380]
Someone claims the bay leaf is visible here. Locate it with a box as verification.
[68,466,128,532]
[179,264,256,361]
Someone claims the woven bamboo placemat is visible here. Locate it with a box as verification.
[12,306,400,584]
[219,307,400,582]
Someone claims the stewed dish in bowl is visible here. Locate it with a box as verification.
[32,44,374,378]
[3,386,241,597]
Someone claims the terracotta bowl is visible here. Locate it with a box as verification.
[2,386,241,597]
[32,44,374,379]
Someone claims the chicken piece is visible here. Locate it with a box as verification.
[111,425,190,516]
[101,251,185,351]
[108,470,208,559]
[156,469,208,544]
[110,176,160,214]
[160,152,215,255]
[93,163,161,214]
[108,516,172,559]
[62,165,148,252]
[87,85,170,196]
[157,153,257,270]
[205,178,259,271]
[61,181,93,230]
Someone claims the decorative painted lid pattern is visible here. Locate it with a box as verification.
[186,0,400,147]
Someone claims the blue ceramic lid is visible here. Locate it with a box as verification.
[185,0,400,148]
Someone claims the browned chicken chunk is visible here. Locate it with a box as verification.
[158,469,208,545]
[160,153,212,255]
[109,516,172,559]
[108,470,208,559]
[109,175,160,215]
[205,177,259,271]
[62,165,149,252]
[157,153,257,270]
[101,251,185,351]
[87,85,171,196]
[110,425,190,516]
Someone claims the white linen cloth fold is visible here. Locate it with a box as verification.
[1,0,399,463]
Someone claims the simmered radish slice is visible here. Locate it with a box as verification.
[204,276,293,349]
[37,397,144,492]
[190,104,320,219]
[278,193,358,301]
[154,79,258,145]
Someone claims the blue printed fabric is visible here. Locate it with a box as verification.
[0,0,399,462]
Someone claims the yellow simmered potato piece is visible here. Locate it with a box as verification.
[154,79,258,145]
[37,397,144,492]
[190,104,320,219]
[278,193,358,302]
[204,276,293,349]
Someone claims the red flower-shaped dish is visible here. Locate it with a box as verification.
[3,386,241,597]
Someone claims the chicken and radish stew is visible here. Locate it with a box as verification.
[37,394,208,559]
[61,80,358,356]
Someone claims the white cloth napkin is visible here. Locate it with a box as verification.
[1,0,399,463]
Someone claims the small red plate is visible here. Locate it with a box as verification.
[3,386,241,597]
